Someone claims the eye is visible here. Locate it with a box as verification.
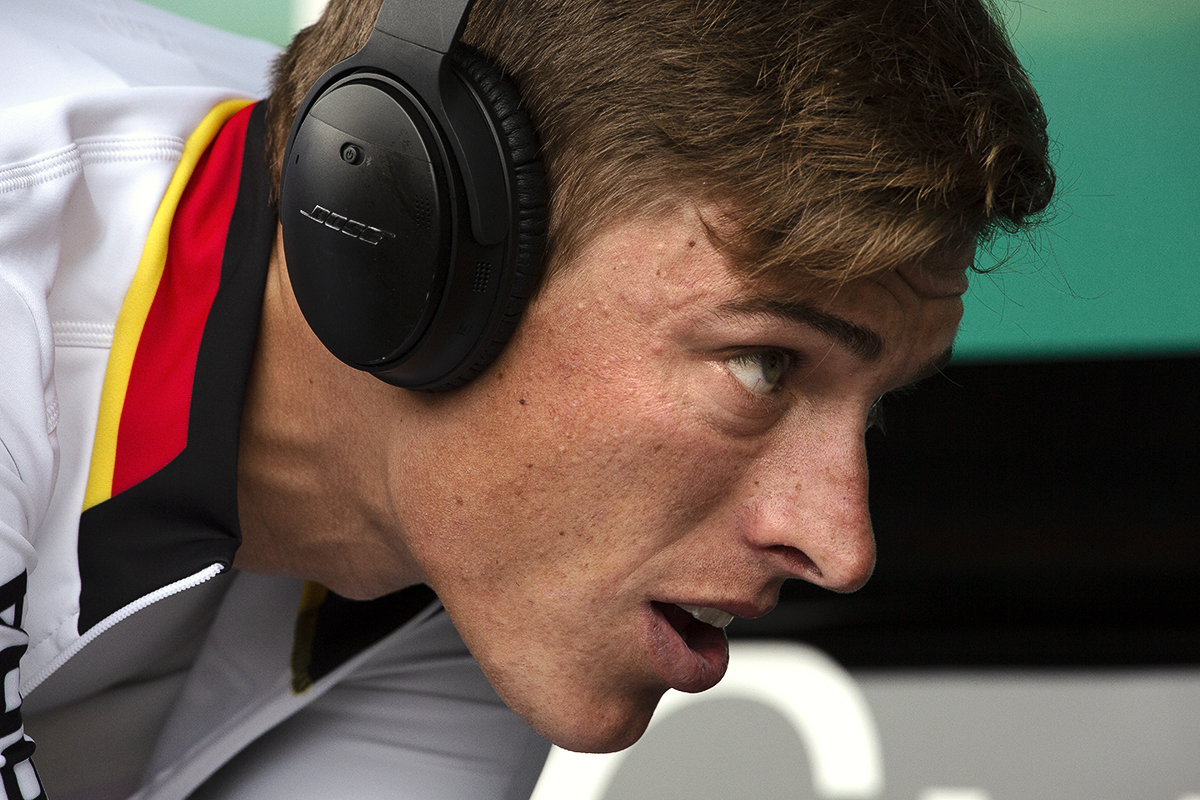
[726,349,791,395]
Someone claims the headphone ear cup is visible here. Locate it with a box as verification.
[440,46,547,388]
[281,38,547,391]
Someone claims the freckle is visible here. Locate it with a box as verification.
[454,496,464,505]
[526,463,534,469]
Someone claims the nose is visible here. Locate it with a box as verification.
[740,425,876,593]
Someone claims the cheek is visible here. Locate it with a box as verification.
[500,388,748,574]
[457,393,728,577]
[401,290,754,599]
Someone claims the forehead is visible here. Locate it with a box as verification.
[550,202,971,297]
[519,206,966,403]
[730,240,976,306]
[629,201,977,304]
[545,206,970,335]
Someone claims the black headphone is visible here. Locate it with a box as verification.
[280,0,546,391]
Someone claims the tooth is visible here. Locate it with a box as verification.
[677,603,734,629]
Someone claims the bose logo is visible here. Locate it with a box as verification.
[301,205,396,245]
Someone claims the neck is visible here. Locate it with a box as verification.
[235,227,424,599]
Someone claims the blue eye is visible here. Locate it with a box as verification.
[727,350,791,395]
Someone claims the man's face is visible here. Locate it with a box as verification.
[390,207,967,752]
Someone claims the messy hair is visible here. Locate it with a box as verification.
[266,0,1054,291]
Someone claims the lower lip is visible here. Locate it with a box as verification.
[645,602,730,694]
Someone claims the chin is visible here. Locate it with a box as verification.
[532,690,664,755]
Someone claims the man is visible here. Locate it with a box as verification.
[0,0,1053,797]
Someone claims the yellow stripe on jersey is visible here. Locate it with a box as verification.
[290,581,331,694]
[83,99,255,511]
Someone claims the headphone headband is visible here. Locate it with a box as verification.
[375,0,472,55]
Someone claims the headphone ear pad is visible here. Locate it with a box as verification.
[442,46,548,388]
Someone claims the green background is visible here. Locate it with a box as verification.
[140,0,297,46]
[965,0,1200,360]
[142,0,1200,362]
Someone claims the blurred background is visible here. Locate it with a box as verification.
[142,0,1200,797]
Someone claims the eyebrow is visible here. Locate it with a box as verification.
[717,296,885,362]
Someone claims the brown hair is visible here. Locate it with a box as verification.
[266,0,1054,291]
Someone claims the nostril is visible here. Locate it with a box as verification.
[767,544,822,582]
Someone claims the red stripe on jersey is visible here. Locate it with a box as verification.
[112,105,254,496]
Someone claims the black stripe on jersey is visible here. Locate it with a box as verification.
[76,103,274,633]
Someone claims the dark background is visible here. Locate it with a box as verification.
[729,355,1200,667]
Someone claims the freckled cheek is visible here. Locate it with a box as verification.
[471,420,706,574]
[546,411,747,546]
[434,351,747,584]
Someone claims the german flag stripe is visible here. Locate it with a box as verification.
[84,100,255,511]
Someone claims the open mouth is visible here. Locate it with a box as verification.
[647,601,732,693]
[676,603,735,629]
[653,602,731,648]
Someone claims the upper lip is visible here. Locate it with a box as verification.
[659,598,774,621]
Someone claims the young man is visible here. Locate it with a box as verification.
[0,0,1053,797]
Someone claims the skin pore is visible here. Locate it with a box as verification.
[236,206,968,752]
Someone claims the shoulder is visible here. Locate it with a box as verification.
[0,0,279,108]
[0,0,281,262]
